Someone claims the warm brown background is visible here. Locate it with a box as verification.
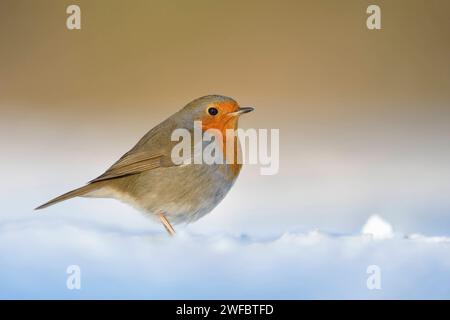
[1,0,449,234]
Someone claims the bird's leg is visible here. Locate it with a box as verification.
[158,212,175,236]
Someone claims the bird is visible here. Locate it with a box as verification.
[35,95,254,235]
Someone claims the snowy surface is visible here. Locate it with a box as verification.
[361,215,394,239]
[0,215,449,299]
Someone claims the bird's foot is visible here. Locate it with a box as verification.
[158,212,176,236]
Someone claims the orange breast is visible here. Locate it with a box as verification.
[201,102,242,178]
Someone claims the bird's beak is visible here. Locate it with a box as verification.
[229,106,254,117]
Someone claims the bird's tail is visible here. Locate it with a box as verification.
[35,183,99,210]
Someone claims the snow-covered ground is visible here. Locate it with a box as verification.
[1,214,449,299]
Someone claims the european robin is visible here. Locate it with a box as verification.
[36,95,254,235]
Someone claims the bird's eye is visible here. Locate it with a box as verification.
[208,107,219,116]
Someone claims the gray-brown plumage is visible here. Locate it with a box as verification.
[36,95,253,235]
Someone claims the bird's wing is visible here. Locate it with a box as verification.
[89,118,181,183]
[89,152,166,182]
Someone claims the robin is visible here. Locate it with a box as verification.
[36,95,254,235]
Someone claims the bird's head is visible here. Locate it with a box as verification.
[181,95,253,134]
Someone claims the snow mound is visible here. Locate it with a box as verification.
[361,215,394,239]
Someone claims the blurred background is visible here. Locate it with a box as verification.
[1,0,449,234]
[0,0,450,299]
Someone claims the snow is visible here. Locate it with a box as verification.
[0,215,449,299]
[361,215,394,239]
